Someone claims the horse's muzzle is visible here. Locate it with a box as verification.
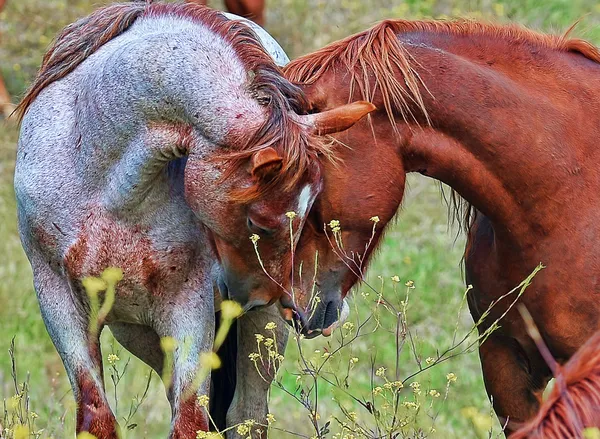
[279,292,350,339]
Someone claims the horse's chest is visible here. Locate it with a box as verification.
[465,217,600,357]
[64,210,202,297]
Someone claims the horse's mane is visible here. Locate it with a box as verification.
[510,330,600,438]
[17,2,327,199]
[284,19,600,229]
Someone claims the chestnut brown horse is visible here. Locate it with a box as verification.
[511,328,600,437]
[282,19,600,433]
[135,0,265,26]
[190,0,265,26]
[0,0,14,118]
[14,2,371,437]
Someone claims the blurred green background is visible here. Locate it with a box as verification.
[0,0,599,438]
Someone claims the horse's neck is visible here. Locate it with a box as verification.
[69,15,263,211]
[399,40,599,246]
[75,14,261,159]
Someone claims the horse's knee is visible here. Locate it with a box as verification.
[479,336,550,432]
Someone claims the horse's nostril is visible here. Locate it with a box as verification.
[323,300,342,329]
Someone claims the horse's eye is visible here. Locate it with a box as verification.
[247,217,275,236]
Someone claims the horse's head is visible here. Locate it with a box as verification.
[184,98,375,317]
[286,79,407,336]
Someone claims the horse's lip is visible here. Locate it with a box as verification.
[279,298,311,334]
[321,298,350,337]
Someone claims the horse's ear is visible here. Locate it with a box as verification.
[251,147,283,179]
[300,101,376,136]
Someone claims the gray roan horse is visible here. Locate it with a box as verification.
[14,3,374,438]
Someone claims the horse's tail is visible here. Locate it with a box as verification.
[15,3,146,121]
[209,311,238,431]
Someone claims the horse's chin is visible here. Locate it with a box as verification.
[321,299,350,337]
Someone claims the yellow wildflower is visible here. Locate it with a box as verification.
[266,413,276,424]
[236,424,249,435]
[391,381,404,389]
[200,352,221,370]
[375,367,386,377]
[285,211,297,219]
[446,372,457,383]
[265,322,277,330]
[583,428,600,439]
[250,234,260,243]
[197,395,210,407]
[81,276,107,297]
[410,381,421,395]
[160,336,177,352]
[342,321,354,331]
[14,425,29,439]
[221,300,243,320]
[101,267,124,284]
[107,354,120,365]
[370,216,380,223]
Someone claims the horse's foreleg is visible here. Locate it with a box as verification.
[479,335,549,435]
[32,261,119,438]
[155,295,215,438]
[226,304,288,439]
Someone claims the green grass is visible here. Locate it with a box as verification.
[1,0,599,438]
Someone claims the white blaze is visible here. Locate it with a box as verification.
[297,185,312,219]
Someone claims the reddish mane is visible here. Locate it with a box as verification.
[511,330,600,438]
[17,2,328,200]
[285,19,600,127]
[284,19,600,229]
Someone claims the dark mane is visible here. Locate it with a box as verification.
[511,330,600,438]
[284,19,600,231]
[16,2,327,198]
